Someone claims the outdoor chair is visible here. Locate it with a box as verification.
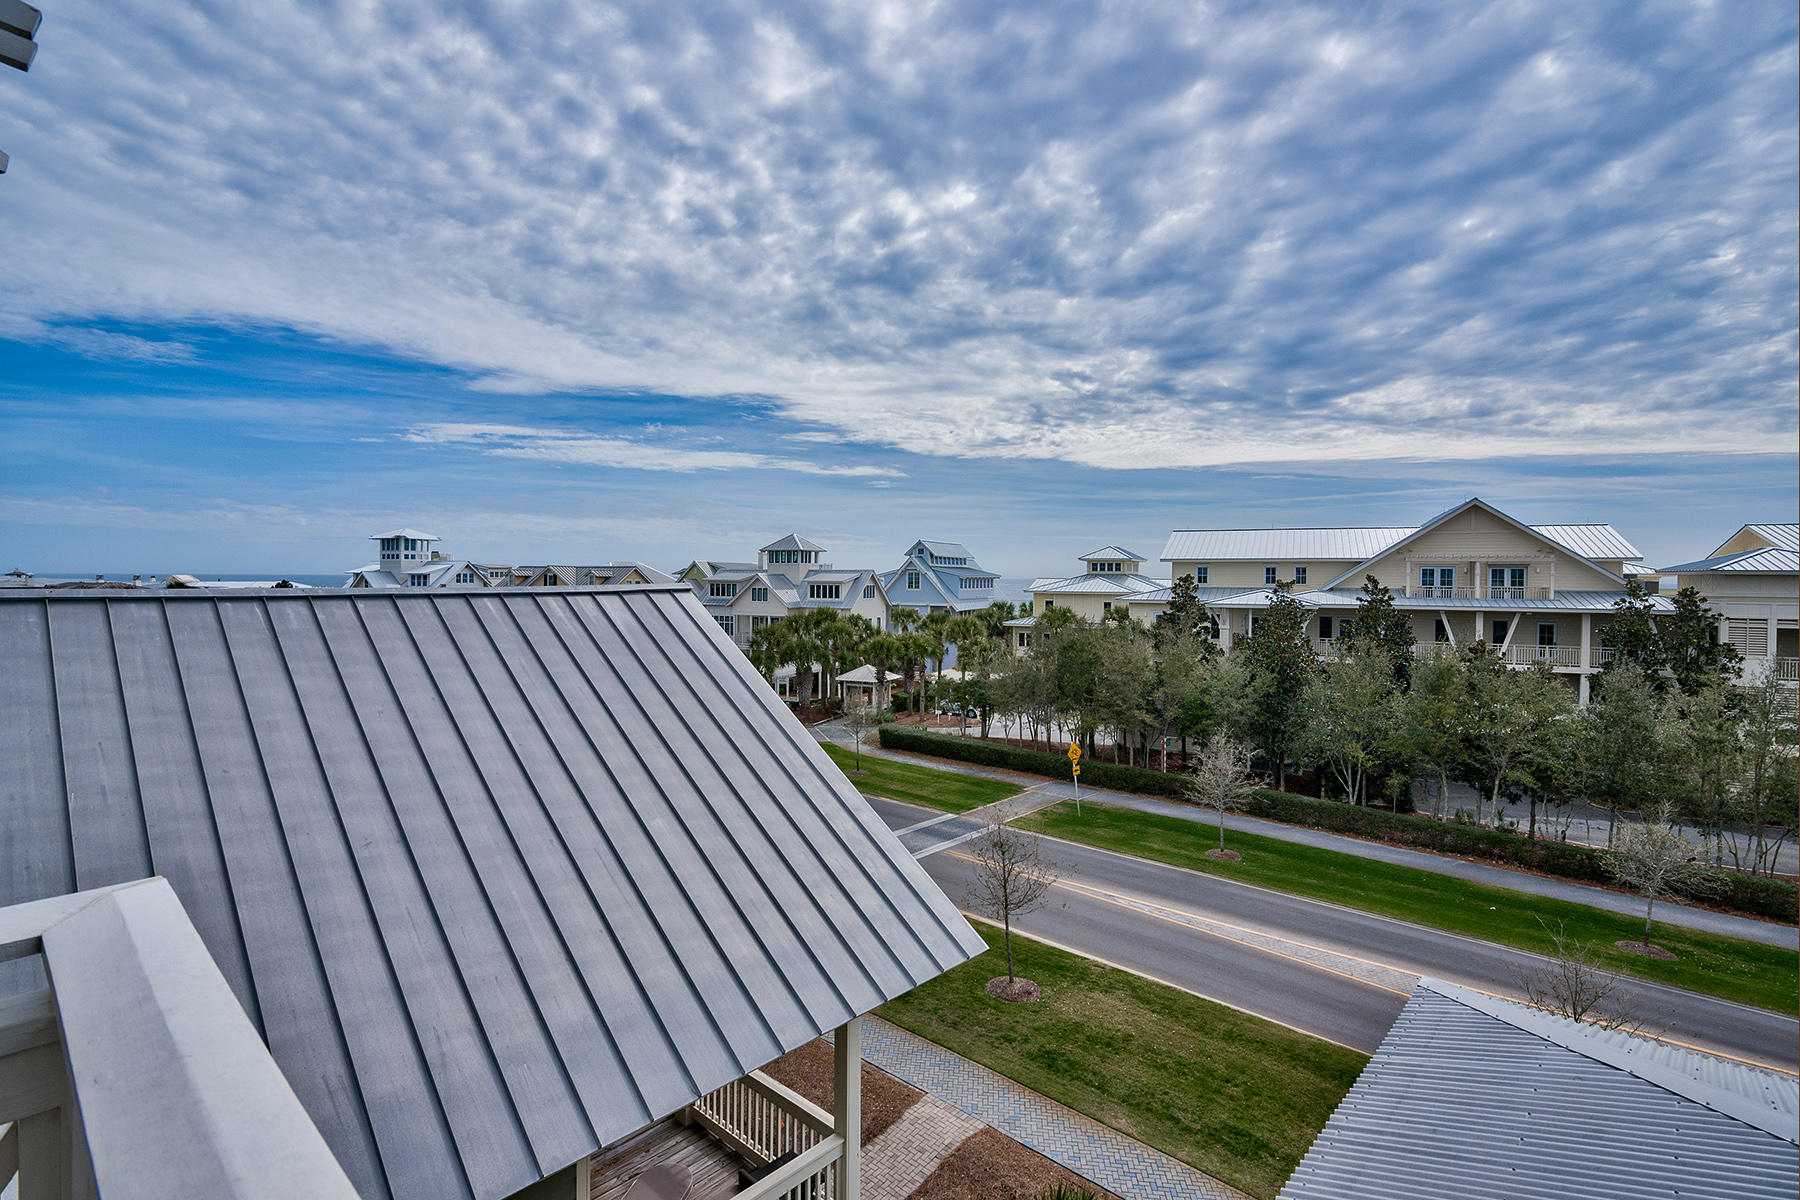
[623,1162,692,1200]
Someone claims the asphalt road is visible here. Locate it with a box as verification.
[865,795,1800,1070]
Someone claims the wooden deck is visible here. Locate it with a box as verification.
[590,1117,752,1200]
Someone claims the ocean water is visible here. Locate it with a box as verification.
[31,572,350,588]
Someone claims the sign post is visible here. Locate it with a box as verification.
[1068,742,1082,815]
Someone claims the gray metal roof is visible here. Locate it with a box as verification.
[1739,523,1800,552]
[369,528,440,541]
[0,587,982,1200]
[1078,545,1146,561]
[759,533,825,553]
[1665,547,1800,575]
[1530,523,1642,561]
[1123,585,1251,605]
[1030,573,1171,595]
[1161,527,1415,562]
[1204,588,1673,613]
[1279,979,1798,1199]
[911,539,975,560]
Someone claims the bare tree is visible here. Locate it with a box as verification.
[1602,803,1718,942]
[843,694,879,773]
[1183,729,1260,857]
[964,808,1060,990]
[1516,921,1655,1034]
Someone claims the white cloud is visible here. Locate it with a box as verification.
[2,0,1792,473]
[403,422,902,477]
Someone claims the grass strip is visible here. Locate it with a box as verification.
[822,742,1022,814]
[1018,801,1799,1014]
[880,924,1365,1200]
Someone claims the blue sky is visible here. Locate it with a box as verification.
[1,1,1795,578]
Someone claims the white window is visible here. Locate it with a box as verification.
[751,586,769,602]
[409,574,429,587]
[1195,566,1208,584]
[1727,618,1770,657]
[1489,566,1528,598]
[1018,631,1030,647]
[863,584,876,599]
[809,583,841,600]
[714,615,736,635]
[1264,566,1278,585]
[710,582,737,599]
[907,570,921,589]
[1293,566,1307,585]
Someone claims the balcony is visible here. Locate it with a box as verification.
[1777,658,1799,683]
[1,880,360,1200]
[1503,644,1585,669]
[1407,585,1553,601]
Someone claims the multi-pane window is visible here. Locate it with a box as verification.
[1489,566,1528,598]
[809,583,841,600]
[863,585,876,598]
[1293,566,1307,585]
[1419,567,1456,595]
[1264,566,1278,585]
[751,586,769,602]
[1538,623,1557,647]
[409,574,429,587]
[906,570,921,589]
[750,615,775,630]
[968,577,992,588]
[1017,632,1031,648]
[710,582,737,599]
[1194,566,1208,584]
[714,615,736,635]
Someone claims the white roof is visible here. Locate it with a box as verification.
[1664,547,1800,575]
[1030,574,1171,595]
[369,528,440,541]
[760,533,825,553]
[838,664,904,685]
[1529,524,1642,561]
[1162,527,1415,562]
[1722,523,1800,554]
[1079,545,1146,561]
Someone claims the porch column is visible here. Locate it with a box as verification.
[1579,613,1593,706]
[834,1017,862,1200]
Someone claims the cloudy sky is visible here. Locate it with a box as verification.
[1,0,1794,578]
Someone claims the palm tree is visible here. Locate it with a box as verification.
[862,631,904,710]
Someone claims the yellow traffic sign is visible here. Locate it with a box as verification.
[1071,764,1081,776]
[1067,742,1081,762]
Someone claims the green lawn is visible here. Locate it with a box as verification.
[1018,801,1800,1014]
[880,924,1365,1200]
[822,742,1023,813]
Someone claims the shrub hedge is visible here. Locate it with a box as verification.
[875,726,1798,924]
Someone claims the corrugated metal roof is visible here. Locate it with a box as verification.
[1665,547,1799,575]
[1124,585,1254,605]
[1531,523,1642,561]
[1030,574,1171,595]
[759,533,825,553]
[914,540,976,560]
[1161,528,1415,562]
[1079,545,1146,561]
[0,587,982,1200]
[1279,980,1798,1200]
[1746,523,1800,552]
[1205,588,1673,613]
[370,528,440,541]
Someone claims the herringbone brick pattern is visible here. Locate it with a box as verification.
[860,1093,986,1200]
[859,1017,1252,1200]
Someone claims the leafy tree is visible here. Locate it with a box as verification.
[1152,630,1220,761]
[1455,651,1572,828]
[1154,574,1214,645]
[1733,661,1800,875]
[1094,620,1155,764]
[1302,653,1407,806]
[1239,584,1316,789]
[1403,652,1467,817]
[955,632,1008,737]
[1340,575,1414,684]
[1661,586,1742,695]
[1583,662,1663,841]
[843,695,879,771]
[964,807,1060,989]
[1661,683,1744,867]
[1184,729,1261,854]
[1602,578,1665,680]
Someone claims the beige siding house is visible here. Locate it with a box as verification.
[1137,498,1664,703]
[1004,546,1170,652]
[1663,523,1799,684]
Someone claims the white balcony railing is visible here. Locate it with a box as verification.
[684,1023,860,1200]
[1504,644,1584,668]
[1411,585,1479,599]
[1,880,358,1200]
[1777,657,1800,682]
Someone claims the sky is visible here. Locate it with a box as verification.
[1,0,1795,579]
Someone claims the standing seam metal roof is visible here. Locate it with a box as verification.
[0,587,982,1200]
[1278,979,1798,1200]
[1664,547,1800,574]
[1744,523,1800,552]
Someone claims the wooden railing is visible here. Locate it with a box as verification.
[1777,658,1799,682]
[689,1069,844,1199]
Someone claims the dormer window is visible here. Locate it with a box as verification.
[809,583,841,600]
[710,582,737,599]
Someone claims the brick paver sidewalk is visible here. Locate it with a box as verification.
[856,1016,1252,1200]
